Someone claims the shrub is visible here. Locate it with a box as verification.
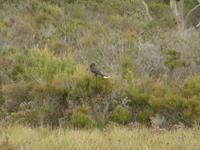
[150,89,200,126]
[109,105,131,125]
[136,109,152,125]
[0,49,74,125]
[165,50,183,71]
[182,75,200,125]
[1,0,200,128]
[121,57,134,81]
[71,65,114,98]
[32,1,63,25]
[0,20,9,38]
[2,82,33,113]
[125,84,150,110]
[184,75,200,97]
[146,2,176,30]
[183,96,200,125]
[70,106,96,128]
[11,49,75,82]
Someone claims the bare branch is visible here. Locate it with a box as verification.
[170,0,179,17]
[142,0,152,21]
[195,20,200,29]
[170,0,185,31]
[185,4,200,29]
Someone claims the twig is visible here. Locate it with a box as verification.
[142,0,152,21]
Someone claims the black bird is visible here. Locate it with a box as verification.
[90,63,110,78]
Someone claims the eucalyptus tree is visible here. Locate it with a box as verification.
[170,0,200,30]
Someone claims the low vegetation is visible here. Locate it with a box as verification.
[0,125,200,150]
[0,0,200,130]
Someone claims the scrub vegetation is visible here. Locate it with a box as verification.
[0,0,200,130]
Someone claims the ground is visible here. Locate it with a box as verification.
[0,125,200,150]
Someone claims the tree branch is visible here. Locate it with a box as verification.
[142,0,152,21]
[185,4,200,28]
[195,20,200,29]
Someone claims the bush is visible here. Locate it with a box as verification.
[2,82,33,113]
[183,96,200,125]
[136,109,152,125]
[70,106,96,128]
[0,49,74,125]
[150,87,200,126]
[146,2,176,30]
[109,105,131,125]
[121,57,134,81]
[184,75,200,97]
[71,65,114,98]
[125,84,150,110]
[1,0,200,128]
[11,49,75,82]
[164,50,185,71]
[182,75,200,125]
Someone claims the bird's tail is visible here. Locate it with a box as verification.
[103,75,111,79]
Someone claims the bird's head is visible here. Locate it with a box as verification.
[90,63,96,68]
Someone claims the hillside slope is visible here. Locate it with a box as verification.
[0,0,200,128]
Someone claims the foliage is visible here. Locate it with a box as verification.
[146,1,176,30]
[109,105,131,125]
[70,106,96,128]
[164,50,185,71]
[0,0,200,128]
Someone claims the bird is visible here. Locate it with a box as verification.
[90,63,110,78]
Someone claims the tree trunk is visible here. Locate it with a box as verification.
[170,0,178,17]
[142,0,152,21]
[179,0,185,29]
[170,0,185,31]
[185,4,200,30]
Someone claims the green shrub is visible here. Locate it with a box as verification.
[121,57,134,81]
[1,0,200,128]
[11,49,75,82]
[184,75,200,97]
[109,105,131,125]
[147,2,176,30]
[136,109,152,125]
[150,90,200,126]
[0,20,9,38]
[71,65,114,98]
[162,94,186,113]
[164,50,186,71]
[32,1,63,25]
[70,107,96,128]
[2,82,33,113]
[0,90,4,107]
[0,49,74,125]
[182,75,200,125]
[126,84,150,110]
[183,96,200,125]
[75,106,91,114]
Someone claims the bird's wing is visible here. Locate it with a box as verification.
[92,67,105,77]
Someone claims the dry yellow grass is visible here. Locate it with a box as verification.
[0,125,200,150]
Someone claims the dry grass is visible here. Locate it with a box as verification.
[0,125,200,150]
